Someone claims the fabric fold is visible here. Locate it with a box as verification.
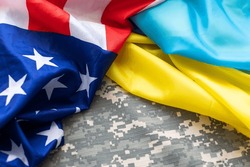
[107,33,250,137]
[132,0,250,70]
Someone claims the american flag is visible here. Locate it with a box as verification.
[0,0,164,166]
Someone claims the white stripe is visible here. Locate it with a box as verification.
[64,0,110,23]
[0,0,29,29]
[64,0,110,49]
[141,0,166,11]
[69,15,107,49]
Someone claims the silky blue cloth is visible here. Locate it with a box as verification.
[132,0,250,70]
[0,24,116,167]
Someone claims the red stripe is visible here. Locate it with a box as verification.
[27,0,70,35]
[102,0,155,52]
[46,0,67,9]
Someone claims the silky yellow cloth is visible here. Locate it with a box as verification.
[107,33,250,137]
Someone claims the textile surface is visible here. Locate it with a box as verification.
[40,77,250,167]
[0,1,163,166]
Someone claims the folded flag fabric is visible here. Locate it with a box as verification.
[0,1,163,166]
[132,0,250,70]
[107,33,250,138]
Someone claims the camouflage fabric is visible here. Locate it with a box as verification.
[40,77,250,167]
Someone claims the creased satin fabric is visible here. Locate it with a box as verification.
[132,0,250,70]
[107,33,250,137]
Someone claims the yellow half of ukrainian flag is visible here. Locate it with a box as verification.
[107,33,250,138]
